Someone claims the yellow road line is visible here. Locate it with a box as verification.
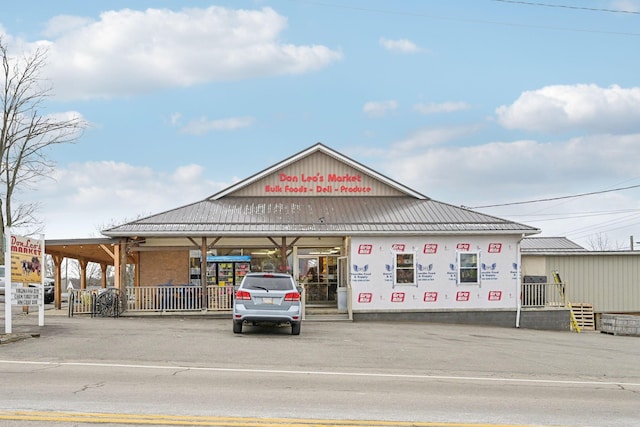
[0,411,546,427]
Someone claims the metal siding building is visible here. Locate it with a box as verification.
[522,238,640,314]
[547,254,640,314]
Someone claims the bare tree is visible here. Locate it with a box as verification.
[586,233,626,251]
[67,258,105,288]
[0,37,87,251]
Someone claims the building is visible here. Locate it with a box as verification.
[521,237,640,323]
[78,143,547,327]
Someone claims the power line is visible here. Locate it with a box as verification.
[506,209,640,222]
[286,0,640,36]
[493,0,640,15]
[470,183,640,209]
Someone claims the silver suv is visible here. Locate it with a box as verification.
[233,272,302,335]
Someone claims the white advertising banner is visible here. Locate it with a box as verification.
[349,236,521,311]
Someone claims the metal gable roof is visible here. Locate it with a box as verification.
[102,196,540,237]
[521,237,585,252]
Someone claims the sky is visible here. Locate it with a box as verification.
[1,0,640,250]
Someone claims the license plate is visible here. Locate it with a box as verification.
[261,297,273,304]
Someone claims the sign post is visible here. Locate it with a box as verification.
[4,228,12,333]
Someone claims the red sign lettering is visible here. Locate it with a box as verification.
[358,293,372,303]
[456,291,470,301]
[488,243,502,253]
[423,292,438,302]
[423,244,438,254]
[391,292,405,302]
[265,172,372,195]
[358,244,373,255]
[488,291,502,301]
[456,243,471,251]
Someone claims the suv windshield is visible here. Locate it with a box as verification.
[242,276,294,291]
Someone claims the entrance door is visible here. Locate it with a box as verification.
[297,253,340,304]
[298,256,324,302]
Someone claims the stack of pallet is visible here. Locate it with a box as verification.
[570,303,595,331]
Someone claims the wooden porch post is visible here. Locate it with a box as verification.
[131,252,139,287]
[52,255,63,310]
[79,259,88,290]
[119,239,128,290]
[280,237,287,273]
[100,263,108,288]
[113,240,125,289]
[200,237,207,310]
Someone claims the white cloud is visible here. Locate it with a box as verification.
[610,1,640,13]
[414,101,471,115]
[390,125,482,151]
[169,112,182,127]
[35,6,342,100]
[375,131,640,247]
[33,161,228,238]
[379,37,426,54]
[42,15,94,38]
[363,100,398,117]
[385,132,640,195]
[171,164,206,184]
[496,84,640,134]
[179,116,255,135]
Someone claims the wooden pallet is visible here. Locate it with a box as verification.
[570,303,595,331]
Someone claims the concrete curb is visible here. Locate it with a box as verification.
[0,332,40,344]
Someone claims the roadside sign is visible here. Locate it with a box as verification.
[11,287,41,306]
[4,229,45,333]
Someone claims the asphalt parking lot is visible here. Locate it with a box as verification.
[2,304,640,426]
[2,304,639,384]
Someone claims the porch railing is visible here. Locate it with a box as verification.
[521,282,567,308]
[70,282,566,315]
[69,285,236,314]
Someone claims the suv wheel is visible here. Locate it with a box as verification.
[233,320,243,334]
[291,322,301,335]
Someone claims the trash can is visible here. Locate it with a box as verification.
[337,286,347,313]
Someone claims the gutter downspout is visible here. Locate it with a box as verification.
[515,234,524,328]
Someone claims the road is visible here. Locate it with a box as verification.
[1,306,639,426]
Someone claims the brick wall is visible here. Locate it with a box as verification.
[139,250,188,286]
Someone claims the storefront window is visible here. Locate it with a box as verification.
[394,253,415,285]
[458,252,480,285]
[202,247,293,277]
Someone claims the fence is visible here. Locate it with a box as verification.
[68,288,125,317]
[69,285,235,315]
[521,282,566,308]
[70,282,564,315]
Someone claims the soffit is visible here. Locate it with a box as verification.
[45,238,121,264]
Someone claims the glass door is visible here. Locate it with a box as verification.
[298,256,325,302]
